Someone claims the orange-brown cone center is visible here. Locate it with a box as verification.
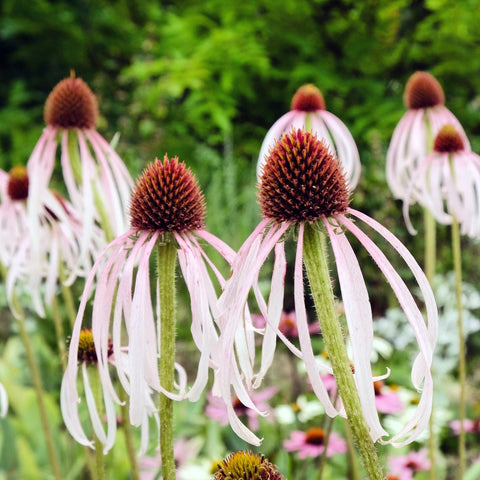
[7,166,29,201]
[130,154,206,233]
[44,77,98,129]
[433,124,464,153]
[404,71,445,110]
[291,84,326,111]
[305,427,325,445]
[259,129,350,222]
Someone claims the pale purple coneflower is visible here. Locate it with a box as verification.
[387,71,469,201]
[257,84,361,190]
[215,128,437,448]
[62,154,234,451]
[402,124,480,237]
[373,381,404,415]
[26,74,133,265]
[283,427,347,459]
[0,166,103,318]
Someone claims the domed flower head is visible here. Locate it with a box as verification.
[216,128,437,447]
[257,84,361,190]
[213,451,285,480]
[0,166,103,317]
[62,154,234,450]
[387,71,469,200]
[27,74,133,262]
[403,124,480,237]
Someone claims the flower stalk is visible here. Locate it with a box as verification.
[302,222,384,480]
[157,238,178,480]
[452,216,466,478]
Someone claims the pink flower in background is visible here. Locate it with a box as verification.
[388,449,430,479]
[257,84,361,190]
[284,427,347,459]
[216,129,437,447]
[206,387,277,432]
[252,310,321,339]
[450,418,480,435]
[387,71,469,200]
[374,381,404,415]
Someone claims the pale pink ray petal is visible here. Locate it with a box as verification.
[295,223,339,418]
[324,218,387,442]
[0,382,7,417]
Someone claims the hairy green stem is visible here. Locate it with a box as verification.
[452,217,466,478]
[344,419,362,480]
[157,239,177,480]
[424,207,437,480]
[11,298,63,479]
[303,222,384,480]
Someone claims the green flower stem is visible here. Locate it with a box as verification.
[157,239,178,480]
[8,293,63,480]
[452,217,466,478]
[344,419,362,480]
[119,388,140,480]
[50,294,67,370]
[424,207,437,480]
[303,222,384,480]
[316,392,337,480]
[89,367,106,480]
[59,265,78,328]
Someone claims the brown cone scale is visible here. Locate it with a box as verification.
[130,155,206,233]
[291,84,326,111]
[44,77,98,129]
[433,124,464,153]
[404,71,445,110]
[259,129,350,222]
[7,166,29,201]
[213,451,285,480]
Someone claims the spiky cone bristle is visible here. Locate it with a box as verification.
[259,128,350,223]
[44,76,98,129]
[130,154,206,233]
[433,124,464,153]
[212,451,285,480]
[403,71,445,110]
[7,166,29,201]
[291,84,326,111]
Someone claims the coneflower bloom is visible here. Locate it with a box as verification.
[216,128,437,447]
[387,71,469,200]
[257,84,361,189]
[403,124,480,237]
[283,427,347,459]
[27,74,133,260]
[213,451,285,480]
[63,155,234,449]
[0,166,103,317]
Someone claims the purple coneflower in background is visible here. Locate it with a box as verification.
[216,128,437,448]
[27,74,133,257]
[206,386,277,432]
[257,84,361,189]
[387,71,469,201]
[403,124,480,237]
[283,427,347,459]
[450,418,480,436]
[388,448,430,479]
[62,154,234,451]
[252,310,321,338]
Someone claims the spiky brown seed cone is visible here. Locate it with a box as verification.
[75,329,112,364]
[433,124,464,153]
[130,154,206,233]
[7,166,29,201]
[404,71,445,110]
[212,451,285,480]
[291,84,326,111]
[259,129,350,222]
[44,77,98,129]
